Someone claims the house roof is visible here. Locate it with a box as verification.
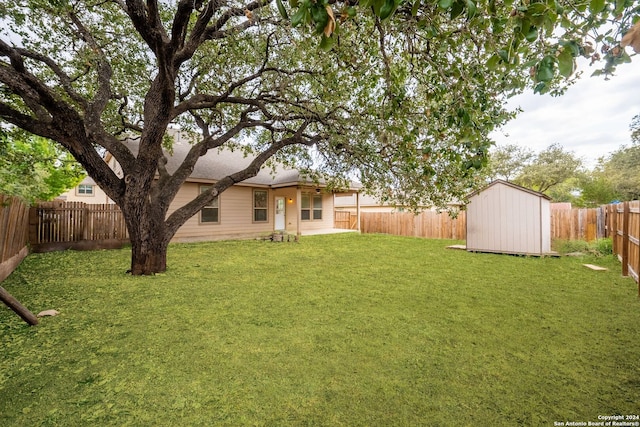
[467,179,552,200]
[120,133,360,190]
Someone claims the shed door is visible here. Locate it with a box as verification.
[275,197,285,230]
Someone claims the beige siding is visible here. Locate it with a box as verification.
[170,184,274,241]
[59,179,114,204]
[169,184,335,242]
[297,191,335,232]
[467,182,551,255]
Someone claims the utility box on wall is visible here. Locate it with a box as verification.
[466,180,552,256]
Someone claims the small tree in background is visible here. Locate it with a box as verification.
[514,143,583,193]
[486,144,535,182]
[0,129,85,204]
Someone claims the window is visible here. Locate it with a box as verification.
[77,184,94,196]
[313,194,323,220]
[199,185,219,223]
[301,192,322,221]
[253,190,268,222]
[301,193,310,220]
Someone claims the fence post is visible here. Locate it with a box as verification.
[83,204,90,240]
[622,202,628,275]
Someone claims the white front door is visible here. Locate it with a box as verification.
[275,197,285,230]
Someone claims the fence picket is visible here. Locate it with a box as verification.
[0,195,30,282]
[29,201,129,252]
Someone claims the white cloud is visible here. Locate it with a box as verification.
[490,53,640,168]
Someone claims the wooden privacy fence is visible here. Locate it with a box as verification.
[361,207,609,242]
[334,211,358,230]
[361,210,467,240]
[550,207,607,241]
[0,195,30,282]
[29,201,129,252]
[0,195,39,325]
[608,201,640,292]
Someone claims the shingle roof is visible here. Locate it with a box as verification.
[121,135,359,189]
[165,142,304,187]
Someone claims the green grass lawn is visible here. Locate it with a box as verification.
[1,234,639,426]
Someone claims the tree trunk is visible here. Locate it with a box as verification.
[123,197,172,276]
[130,238,168,275]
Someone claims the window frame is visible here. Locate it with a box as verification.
[312,194,323,220]
[253,189,269,223]
[76,184,94,196]
[199,185,220,224]
[301,192,323,221]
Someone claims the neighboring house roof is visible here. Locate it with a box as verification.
[77,176,97,186]
[467,179,551,200]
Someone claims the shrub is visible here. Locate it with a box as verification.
[553,238,613,256]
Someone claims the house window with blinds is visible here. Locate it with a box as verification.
[301,193,322,220]
[199,185,219,223]
[253,190,268,222]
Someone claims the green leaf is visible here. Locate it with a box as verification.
[311,4,328,30]
[525,26,538,42]
[276,0,289,19]
[557,48,575,78]
[488,0,496,14]
[535,57,554,82]
[465,0,477,18]
[450,0,464,19]
[589,0,605,14]
[498,49,509,63]
[486,54,500,70]
[533,81,547,94]
[411,0,421,16]
[438,0,454,9]
[379,0,396,20]
[560,40,581,57]
[291,6,306,26]
[319,34,336,51]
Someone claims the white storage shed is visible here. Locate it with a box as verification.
[466,180,552,256]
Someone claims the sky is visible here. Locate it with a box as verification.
[489,52,640,169]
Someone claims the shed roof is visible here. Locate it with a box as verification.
[467,179,551,200]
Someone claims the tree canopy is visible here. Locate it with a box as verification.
[0,0,638,273]
[513,143,583,193]
[0,129,85,203]
[486,143,535,182]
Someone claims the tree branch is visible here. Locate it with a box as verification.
[163,122,320,235]
[124,0,169,54]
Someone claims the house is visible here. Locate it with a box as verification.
[334,193,398,213]
[60,131,361,241]
[466,179,552,256]
[58,176,115,204]
[334,193,463,213]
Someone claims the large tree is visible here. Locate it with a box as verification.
[0,0,637,274]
